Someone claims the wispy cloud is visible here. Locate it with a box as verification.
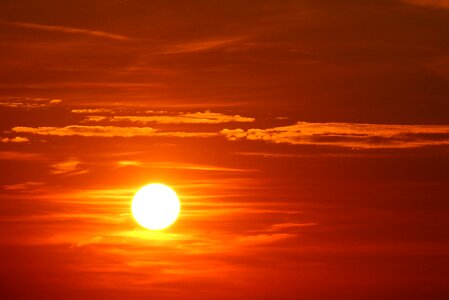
[265,222,317,232]
[12,125,218,138]
[82,116,109,122]
[162,37,245,54]
[116,161,254,172]
[234,233,296,247]
[234,152,308,158]
[1,136,29,143]
[2,181,45,191]
[71,108,114,114]
[221,122,449,149]
[74,236,103,248]
[235,151,391,158]
[0,20,131,40]
[117,160,142,167]
[0,97,62,108]
[86,111,255,124]
[0,151,43,161]
[14,125,156,137]
[51,158,88,175]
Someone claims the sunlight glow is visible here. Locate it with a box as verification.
[131,183,181,230]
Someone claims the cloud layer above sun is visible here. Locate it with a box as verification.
[4,98,449,150]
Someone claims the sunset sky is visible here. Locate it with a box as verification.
[1,1,449,299]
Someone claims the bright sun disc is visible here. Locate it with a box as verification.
[131,183,181,230]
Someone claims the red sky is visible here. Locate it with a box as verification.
[1,1,449,299]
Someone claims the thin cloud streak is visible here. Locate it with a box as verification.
[116,161,255,172]
[0,151,44,161]
[71,108,114,114]
[161,37,246,54]
[2,181,45,190]
[0,20,131,40]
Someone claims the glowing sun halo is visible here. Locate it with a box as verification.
[131,183,181,230]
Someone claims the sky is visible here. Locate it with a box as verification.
[1,0,449,299]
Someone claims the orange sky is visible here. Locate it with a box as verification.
[1,1,449,299]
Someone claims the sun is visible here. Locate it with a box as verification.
[131,183,181,230]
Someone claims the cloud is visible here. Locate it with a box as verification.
[74,236,103,248]
[117,161,254,172]
[221,122,449,149]
[12,125,218,138]
[0,97,62,108]
[14,125,157,137]
[0,20,131,40]
[2,181,45,190]
[51,158,88,175]
[153,162,253,172]
[0,151,43,161]
[82,116,108,122]
[162,37,245,54]
[234,152,308,158]
[117,160,142,167]
[235,151,386,158]
[234,233,295,247]
[71,108,114,114]
[266,222,317,232]
[140,131,218,138]
[1,136,29,143]
[11,121,449,149]
[403,0,449,9]
[85,111,255,124]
